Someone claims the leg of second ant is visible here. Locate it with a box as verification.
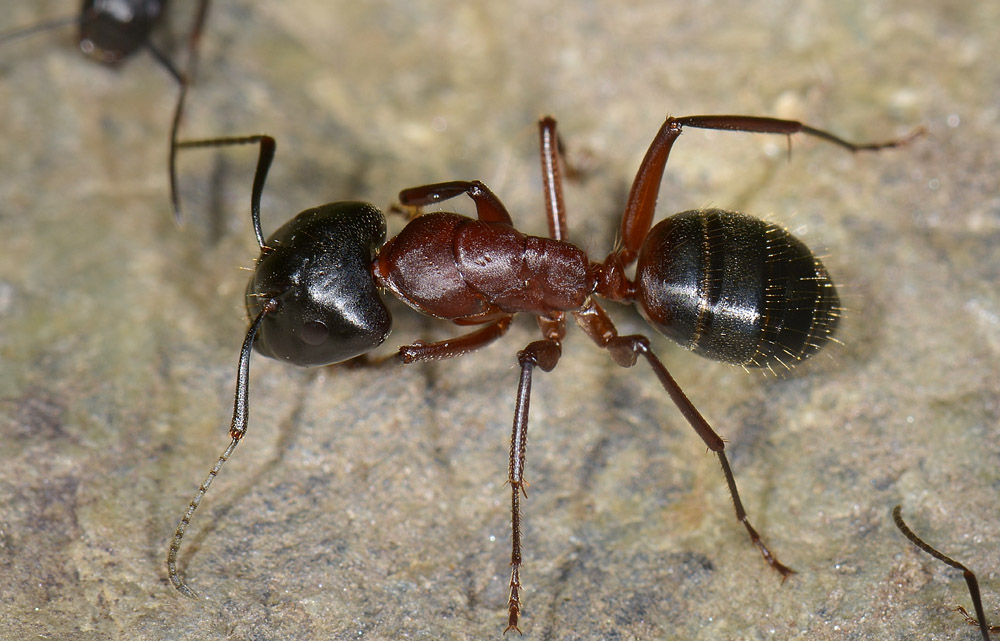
[168,81,190,223]
[165,0,212,223]
[184,0,212,75]
[505,339,561,635]
[141,41,189,223]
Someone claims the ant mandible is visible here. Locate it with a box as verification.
[167,113,918,633]
[0,0,211,221]
[893,505,997,641]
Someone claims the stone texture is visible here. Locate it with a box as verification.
[1,1,998,640]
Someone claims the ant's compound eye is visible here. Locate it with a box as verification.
[247,202,392,367]
[300,320,330,346]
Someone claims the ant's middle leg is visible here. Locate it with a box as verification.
[573,300,794,578]
[537,117,569,242]
[612,114,922,265]
[396,311,565,634]
[504,316,564,635]
[536,116,597,242]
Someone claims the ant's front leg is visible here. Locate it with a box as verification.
[398,180,514,225]
[166,0,212,223]
[395,317,513,363]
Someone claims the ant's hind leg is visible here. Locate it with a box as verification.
[613,114,923,266]
[573,300,794,578]
[674,114,924,152]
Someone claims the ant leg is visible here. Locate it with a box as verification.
[166,80,190,224]
[395,316,513,363]
[537,116,593,241]
[397,312,564,633]
[676,115,924,152]
[164,0,212,223]
[956,607,1000,636]
[399,180,513,225]
[505,336,562,635]
[167,298,279,597]
[538,117,568,241]
[573,301,794,577]
[892,506,994,641]
[175,135,276,249]
[612,115,923,266]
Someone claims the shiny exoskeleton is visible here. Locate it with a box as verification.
[893,506,997,641]
[168,114,918,633]
[0,0,211,221]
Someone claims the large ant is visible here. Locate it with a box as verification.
[893,505,997,641]
[0,0,211,221]
[167,113,917,633]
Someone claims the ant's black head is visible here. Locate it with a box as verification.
[246,202,391,367]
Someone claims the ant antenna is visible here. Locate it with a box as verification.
[0,15,81,46]
[167,298,279,596]
[175,135,276,247]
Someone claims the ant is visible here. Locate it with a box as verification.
[0,0,211,222]
[166,113,918,633]
[893,505,997,641]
